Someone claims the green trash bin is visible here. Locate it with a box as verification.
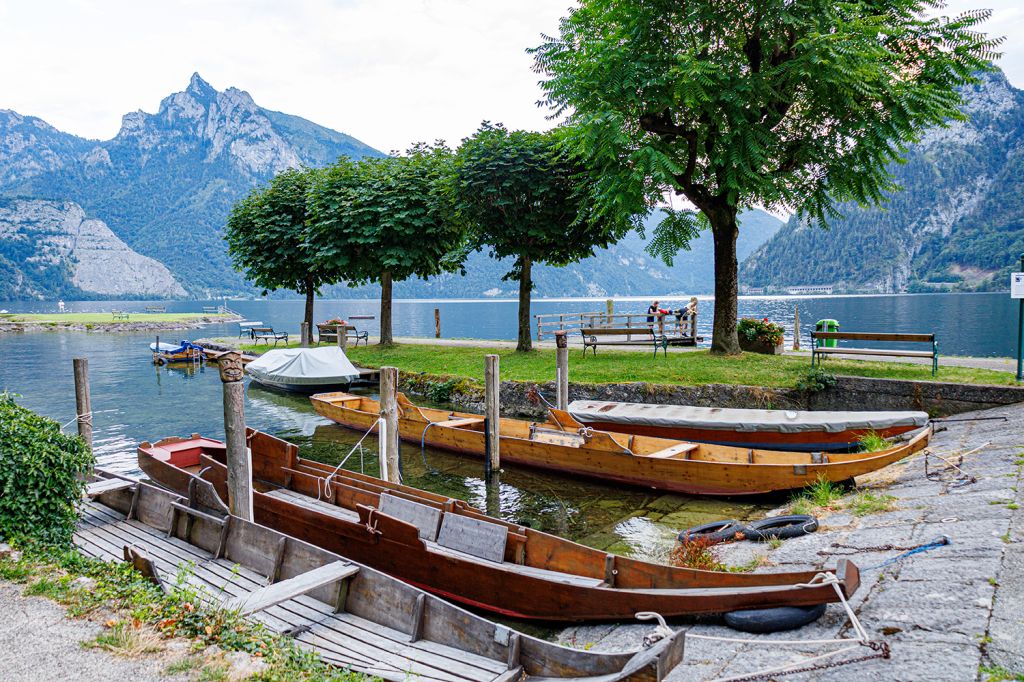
[816,319,839,347]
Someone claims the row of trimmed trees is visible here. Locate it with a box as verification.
[228,1,996,354]
[225,124,633,351]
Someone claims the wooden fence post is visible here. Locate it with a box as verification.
[72,358,93,450]
[605,299,614,324]
[218,353,252,521]
[300,322,310,347]
[484,355,500,476]
[793,305,801,351]
[434,308,441,339]
[338,325,348,350]
[379,366,401,483]
[555,332,569,411]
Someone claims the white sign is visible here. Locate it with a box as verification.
[1013,272,1024,299]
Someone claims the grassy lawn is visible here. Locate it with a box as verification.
[0,312,232,324]
[239,341,1016,388]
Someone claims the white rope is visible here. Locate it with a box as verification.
[317,418,383,501]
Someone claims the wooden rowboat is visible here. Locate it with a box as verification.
[138,431,860,622]
[83,473,686,681]
[310,392,932,496]
[568,399,929,452]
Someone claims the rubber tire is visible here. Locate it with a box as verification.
[743,514,818,542]
[724,603,828,633]
[678,519,746,545]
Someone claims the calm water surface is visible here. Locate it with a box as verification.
[0,291,1013,564]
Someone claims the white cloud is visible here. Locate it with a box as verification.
[1,1,1020,152]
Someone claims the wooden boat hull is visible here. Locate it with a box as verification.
[86,473,688,681]
[138,432,859,622]
[310,393,932,496]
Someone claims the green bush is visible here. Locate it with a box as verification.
[0,394,94,545]
[795,367,838,393]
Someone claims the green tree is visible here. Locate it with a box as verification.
[532,1,999,353]
[309,144,465,345]
[225,168,341,339]
[454,123,630,351]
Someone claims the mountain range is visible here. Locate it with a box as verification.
[4,70,1018,300]
[742,70,1024,293]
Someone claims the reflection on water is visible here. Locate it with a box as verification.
[0,328,772,562]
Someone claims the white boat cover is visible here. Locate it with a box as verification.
[567,400,929,434]
[245,347,360,387]
[150,341,182,352]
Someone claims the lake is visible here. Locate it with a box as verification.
[0,291,1015,564]
[3,291,1017,356]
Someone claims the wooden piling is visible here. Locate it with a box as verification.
[72,358,93,450]
[555,331,569,411]
[793,305,801,351]
[379,366,401,483]
[300,322,310,347]
[337,325,348,350]
[218,353,252,521]
[484,354,500,476]
[605,299,614,324]
[434,308,441,339]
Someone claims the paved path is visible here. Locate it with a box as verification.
[559,401,1024,680]
[0,582,169,681]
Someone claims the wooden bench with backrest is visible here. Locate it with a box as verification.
[811,331,938,375]
[580,327,668,357]
[250,326,289,346]
[111,310,130,320]
[238,321,263,339]
[316,323,369,347]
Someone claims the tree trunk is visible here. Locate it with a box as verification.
[708,206,741,355]
[516,255,533,352]
[303,280,315,345]
[379,270,393,346]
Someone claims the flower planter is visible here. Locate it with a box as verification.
[740,337,784,355]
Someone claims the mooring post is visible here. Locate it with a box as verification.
[379,366,401,483]
[605,298,614,324]
[218,352,252,521]
[793,305,801,351]
[300,322,310,348]
[434,308,441,339]
[337,325,348,351]
[484,354,500,477]
[555,331,569,411]
[72,358,93,450]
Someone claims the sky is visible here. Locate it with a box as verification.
[1,1,1022,153]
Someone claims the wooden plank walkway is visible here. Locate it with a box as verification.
[74,500,509,682]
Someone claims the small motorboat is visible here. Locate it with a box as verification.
[310,392,931,496]
[568,400,930,452]
[150,340,205,365]
[245,346,360,395]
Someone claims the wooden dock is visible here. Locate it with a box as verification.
[74,497,513,682]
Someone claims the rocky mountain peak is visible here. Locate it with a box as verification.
[187,72,215,97]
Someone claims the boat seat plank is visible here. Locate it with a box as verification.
[420,538,604,587]
[644,443,700,459]
[430,417,485,429]
[84,478,135,497]
[436,513,507,563]
[301,630,480,682]
[379,492,442,541]
[224,561,358,616]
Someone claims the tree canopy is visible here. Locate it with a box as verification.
[532,0,999,353]
[225,167,340,337]
[308,144,465,344]
[454,123,631,351]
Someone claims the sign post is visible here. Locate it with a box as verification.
[1012,258,1024,383]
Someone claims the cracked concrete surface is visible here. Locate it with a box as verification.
[559,402,1024,681]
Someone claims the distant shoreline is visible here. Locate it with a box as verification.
[0,312,241,334]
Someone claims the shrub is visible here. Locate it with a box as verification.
[737,317,784,346]
[670,536,726,572]
[795,367,837,393]
[0,394,93,545]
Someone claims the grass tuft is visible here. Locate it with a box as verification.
[848,491,898,516]
[670,536,726,572]
[858,430,892,452]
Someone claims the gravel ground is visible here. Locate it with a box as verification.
[559,402,1024,681]
[0,582,169,681]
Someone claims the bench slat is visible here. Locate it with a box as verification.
[812,332,934,342]
[644,443,699,459]
[815,348,935,358]
[223,561,358,615]
[431,417,485,429]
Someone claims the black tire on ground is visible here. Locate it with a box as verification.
[724,603,828,633]
[677,520,746,545]
[743,514,818,542]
